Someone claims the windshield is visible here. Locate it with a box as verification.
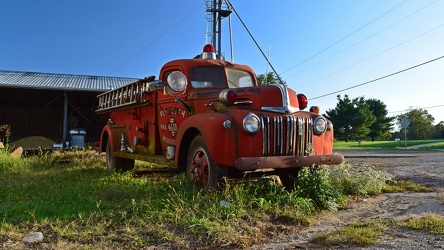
[190,67,254,89]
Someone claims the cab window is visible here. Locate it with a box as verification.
[190,67,254,89]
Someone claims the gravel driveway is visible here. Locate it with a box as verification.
[249,150,444,249]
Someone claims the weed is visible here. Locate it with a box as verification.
[311,220,388,247]
[382,179,431,193]
[327,162,393,196]
[404,213,444,234]
[296,167,344,211]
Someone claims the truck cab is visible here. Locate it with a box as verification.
[97,44,344,189]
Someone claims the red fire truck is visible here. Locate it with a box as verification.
[96,44,344,189]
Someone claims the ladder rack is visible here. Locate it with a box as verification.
[97,77,163,113]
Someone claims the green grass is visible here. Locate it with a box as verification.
[404,213,444,234]
[333,139,444,150]
[0,149,431,248]
[311,220,388,247]
[0,149,320,249]
[382,179,431,193]
[311,213,444,247]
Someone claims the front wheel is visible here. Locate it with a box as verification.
[277,169,300,191]
[106,138,134,171]
[187,135,228,189]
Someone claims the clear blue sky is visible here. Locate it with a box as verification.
[1,0,443,125]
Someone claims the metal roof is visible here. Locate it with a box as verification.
[0,70,140,92]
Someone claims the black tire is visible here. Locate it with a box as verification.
[187,135,228,189]
[277,169,300,191]
[106,138,134,171]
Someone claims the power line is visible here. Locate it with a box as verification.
[295,23,444,89]
[225,0,284,84]
[108,4,204,75]
[389,104,444,114]
[280,0,410,75]
[310,55,444,100]
[284,0,440,80]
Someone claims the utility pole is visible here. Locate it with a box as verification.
[205,0,232,60]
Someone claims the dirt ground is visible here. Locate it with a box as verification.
[249,150,444,250]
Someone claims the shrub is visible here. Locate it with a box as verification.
[327,162,393,196]
[296,167,344,211]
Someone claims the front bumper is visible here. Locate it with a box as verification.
[235,154,344,171]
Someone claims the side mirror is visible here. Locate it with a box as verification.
[147,80,164,92]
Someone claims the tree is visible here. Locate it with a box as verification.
[257,72,286,85]
[433,121,444,139]
[324,95,375,142]
[397,108,435,140]
[366,98,394,141]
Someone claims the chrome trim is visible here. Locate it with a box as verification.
[261,106,299,114]
[261,116,313,157]
[262,116,270,156]
[243,114,260,133]
[261,84,299,114]
[327,120,333,131]
[286,116,295,155]
[307,117,313,154]
[234,101,253,105]
[223,120,232,130]
[313,116,327,134]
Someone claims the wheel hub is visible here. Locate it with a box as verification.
[190,149,209,185]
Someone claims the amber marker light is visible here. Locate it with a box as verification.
[210,101,224,112]
[310,106,320,114]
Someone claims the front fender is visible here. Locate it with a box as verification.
[175,113,237,167]
[99,125,126,154]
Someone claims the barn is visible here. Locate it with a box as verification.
[0,70,139,148]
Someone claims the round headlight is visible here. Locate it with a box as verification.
[243,114,260,134]
[313,116,327,134]
[167,71,187,92]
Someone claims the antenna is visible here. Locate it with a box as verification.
[264,45,270,84]
[205,0,232,60]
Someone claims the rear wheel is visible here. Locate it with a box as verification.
[187,135,228,189]
[106,138,134,171]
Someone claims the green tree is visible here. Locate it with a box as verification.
[257,72,285,85]
[397,108,435,140]
[433,121,444,138]
[325,95,376,142]
[366,98,394,141]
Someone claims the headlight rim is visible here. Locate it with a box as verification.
[243,113,261,134]
[166,71,187,92]
[313,116,327,135]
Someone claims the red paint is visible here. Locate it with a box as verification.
[96,45,343,186]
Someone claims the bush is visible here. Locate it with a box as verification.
[296,167,344,211]
[327,162,393,196]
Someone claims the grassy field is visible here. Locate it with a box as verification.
[0,146,439,249]
[333,139,444,150]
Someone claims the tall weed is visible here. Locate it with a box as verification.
[296,167,344,211]
[327,162,393,196]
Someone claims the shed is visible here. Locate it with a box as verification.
[0,70,139,148]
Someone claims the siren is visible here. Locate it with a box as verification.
[201,44,217,59]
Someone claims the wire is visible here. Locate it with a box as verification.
[310,55,444,100]
[285,0,440,80]
[108,4,204,75]
[225,0,284,84]
[296,23,444,89]
[389,104,444,114]
[280,0,410,75]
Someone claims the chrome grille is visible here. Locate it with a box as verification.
[261,116,313,156]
